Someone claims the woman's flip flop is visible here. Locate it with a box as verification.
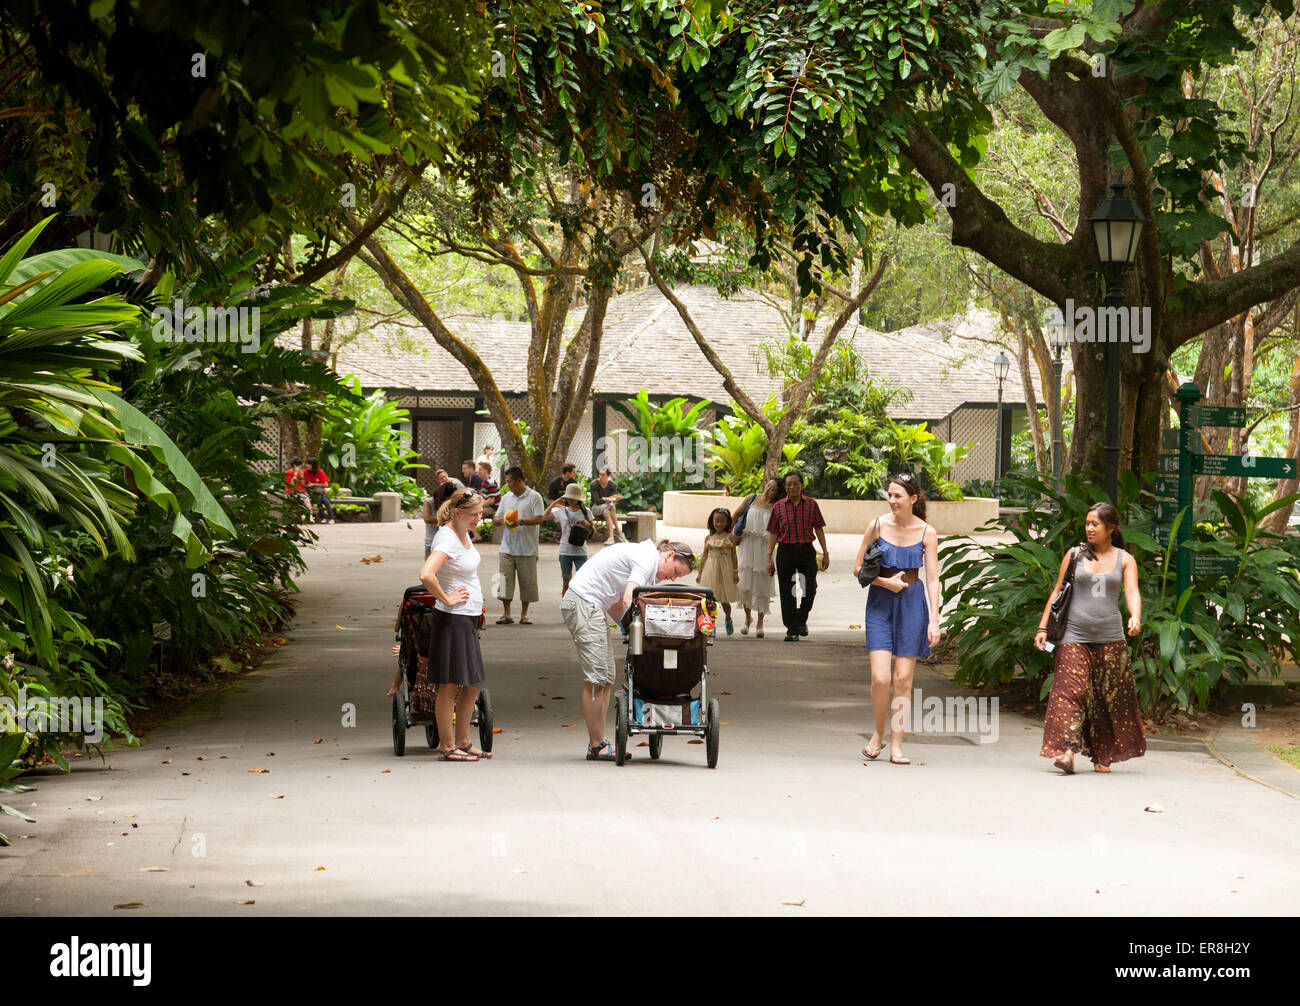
[862,743,883,760]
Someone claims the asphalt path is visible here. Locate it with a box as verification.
[3,521,1298,915]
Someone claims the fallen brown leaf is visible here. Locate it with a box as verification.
[245,880,263,887]
[181,772,190,776]
[720,721,731,725]
[492,728,503,734]
[782,899,806,907]
[636,741,649,747]
[265,752,275,757]
[113,903,144,910]
[533,704,544,709]
[248,767,270,773]
[124,814,137,819]
[160,759,172,764]
[688,739,704,744]
[313,738,323,744]
[195,756,205,761]
[381,769,391,774]
[561,722,576,727]
[139,866,171,872]
[314,866,326,871]
[236,899,256,905]
[552,696,566,700]
[270,795,285,799]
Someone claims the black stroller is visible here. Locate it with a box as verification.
[615,584,720,768]
[392,584,494,756]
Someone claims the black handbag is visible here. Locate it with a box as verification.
[566,507,592,547]
[857,518,885,588]
[1045,545,1082,642]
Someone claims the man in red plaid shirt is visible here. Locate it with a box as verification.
[765,473,830,641]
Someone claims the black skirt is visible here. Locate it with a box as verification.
[428,608,486,687]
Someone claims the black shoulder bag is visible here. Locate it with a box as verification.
[1045,546,1082,642]
[857,517,885,588]
[566,506,593,547]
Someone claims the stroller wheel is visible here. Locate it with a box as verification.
[615,691,629,766]
[392,694,406,757]
[706,697,720,769]
[425,723,439,749]
[477,688,494,753]
[649,734,663,760]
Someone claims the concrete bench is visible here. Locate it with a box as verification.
[332,491,402,522]
[624,510,658,542]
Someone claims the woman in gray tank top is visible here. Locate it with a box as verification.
[1033,502,1146,773]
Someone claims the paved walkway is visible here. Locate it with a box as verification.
[3,522,1298,915]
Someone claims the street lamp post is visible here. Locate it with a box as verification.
[993,350,1010,498]
[1043,307,1067,490]
[1089,181,1146,503]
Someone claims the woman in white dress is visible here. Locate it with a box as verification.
[732,478,780,637]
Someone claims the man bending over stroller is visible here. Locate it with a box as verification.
[560,539,695,761]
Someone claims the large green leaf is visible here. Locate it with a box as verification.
[86,388,236,536]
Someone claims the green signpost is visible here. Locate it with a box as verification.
[1192,554,1241,577]
[1153,473,1179,497]
[1159,383,1299,646]
[1193,405,1247,428]
[1192,453,1297,479]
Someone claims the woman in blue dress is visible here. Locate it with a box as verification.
[852,473,941,764]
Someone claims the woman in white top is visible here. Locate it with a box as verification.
[732,479,780,637]
[543,482,595,596]
[420,487,488,761]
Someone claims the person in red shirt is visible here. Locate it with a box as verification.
[284,457,307,495]
[303,457,337,524]
[765,472,830,641]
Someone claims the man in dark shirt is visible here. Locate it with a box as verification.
[590,466,626,543]
[765,472,829,641]
[462,460,485,490]
[547,462,578,502]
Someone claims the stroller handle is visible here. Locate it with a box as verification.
[632,583,714,600]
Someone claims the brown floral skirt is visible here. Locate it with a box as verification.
[1040,641,1146,766]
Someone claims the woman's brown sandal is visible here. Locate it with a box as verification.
[457,744,491,760]
[438,746,478,761]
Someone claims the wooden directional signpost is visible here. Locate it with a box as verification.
[1152,383,1298,644]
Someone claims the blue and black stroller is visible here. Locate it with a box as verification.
[392,584,493,756]
[615,584,720,768]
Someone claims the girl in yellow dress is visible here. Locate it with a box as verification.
[697,507,740,634]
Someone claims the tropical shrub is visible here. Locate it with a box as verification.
[610,389,713,503]
[321,376,425,509]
